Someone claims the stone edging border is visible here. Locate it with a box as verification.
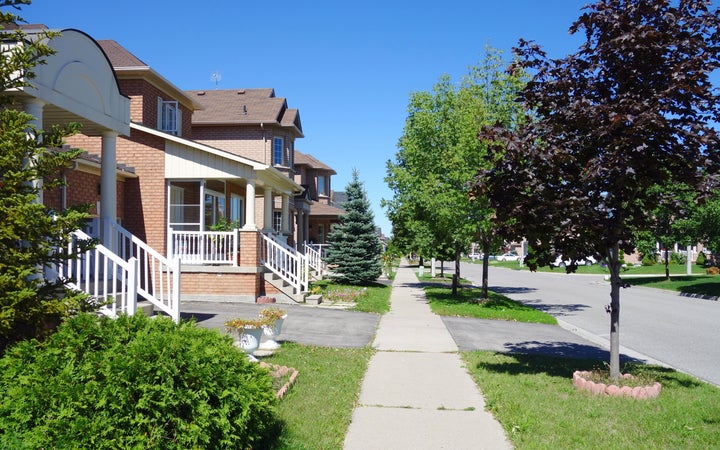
[260,362,299,399]
[572,370,662,399]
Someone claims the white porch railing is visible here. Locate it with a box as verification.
[304,242,327,277]
[60,229,139,320]
[261,232,309,294]
[168,229,238,266]
[105,220,181,322]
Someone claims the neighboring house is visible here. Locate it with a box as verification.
[10,27,315,314]
[184,88,308,246]
[293,150,346,245]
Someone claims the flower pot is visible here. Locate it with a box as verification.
[234,327,264,361]
[260,315,287,351]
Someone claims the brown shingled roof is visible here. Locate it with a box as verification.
[187,89,281,124]
[294,150,336,174]
[186,89,303,135]
[310,202,346,217]
[97,40,147,67]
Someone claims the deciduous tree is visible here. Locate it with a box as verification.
[385,48,526,295]
[474,0,720,379]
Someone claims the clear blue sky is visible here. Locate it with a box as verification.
[22,1,716,236]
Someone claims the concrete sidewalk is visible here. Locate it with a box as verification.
[343,263,512,450]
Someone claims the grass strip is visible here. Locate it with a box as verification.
[462,351,720,449]
[424,285,557,324]
[263,343,373,450]
[622,275,720,298]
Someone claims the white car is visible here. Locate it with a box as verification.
[497,252,521,262]
[551,256,597,267]
[468,253,483,260]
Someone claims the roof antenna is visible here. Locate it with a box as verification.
[211,71,221,89]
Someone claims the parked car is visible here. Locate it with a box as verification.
[496,251,521,262]
[468,252,483,261]
[551,256,597,267]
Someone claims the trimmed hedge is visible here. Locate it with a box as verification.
[0,313,277,449]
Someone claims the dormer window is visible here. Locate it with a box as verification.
[158,98,181,136]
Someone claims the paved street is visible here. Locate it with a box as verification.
[460,262,720,386]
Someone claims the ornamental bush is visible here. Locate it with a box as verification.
[0,313,277,449]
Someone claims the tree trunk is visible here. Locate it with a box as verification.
[608,241,622,381]
[664,248,670,280]
[481,239,490,299]
[452,246,460,296]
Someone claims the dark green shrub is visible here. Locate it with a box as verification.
[670,252,687,265]
[641,252,657,266]
[696,251,707,266]
[0,313,277,449]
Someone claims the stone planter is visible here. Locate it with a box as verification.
[256,296,276,304]
[259,315,287,351]
[572,370,662,399]
[305,294,322,305]
[233,327,264,362]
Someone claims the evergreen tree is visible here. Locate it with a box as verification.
[1,1,94,352]
[325,169,382,285]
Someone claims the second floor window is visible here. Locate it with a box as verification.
[273,137,284,166]
[158,98,180,135]
[318,175,327,196]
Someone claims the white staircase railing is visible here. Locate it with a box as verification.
[105,220,181,322]
[304,242,326,278]
[260,232,309,295]
[168,228,238,266]
[60,229,139,320]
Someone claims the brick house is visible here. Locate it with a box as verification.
[10,27,326,317]
[293,150,346,246]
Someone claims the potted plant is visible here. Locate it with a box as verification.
[225,317,264,361]
[258,307,287,351]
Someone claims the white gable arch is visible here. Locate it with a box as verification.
[23,28,129,136]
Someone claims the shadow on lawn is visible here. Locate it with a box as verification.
[474,349,705,389]
[502,340,642,365]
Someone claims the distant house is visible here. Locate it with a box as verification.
[293,150,345,245]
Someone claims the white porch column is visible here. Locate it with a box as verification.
[303,209,310,245]
[100,131,118,248]
[243,179,256,229]
[263,188,273,232]
[281,194,290,234]
[24,99,45,204]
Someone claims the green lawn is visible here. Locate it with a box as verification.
[418,275,557,324]
[622,275,720,297]
[263,343,373,450]
[309,280,392,314]
[463,351,720,449]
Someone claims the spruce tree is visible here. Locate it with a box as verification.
[1,2,94,352]
[325,169,382,285]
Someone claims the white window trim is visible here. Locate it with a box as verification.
[158,97,181,136]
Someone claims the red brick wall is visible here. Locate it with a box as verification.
[116,129,167,251]
[117,79,193,137]
[191,125,267,162]
[181,272,261,296]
